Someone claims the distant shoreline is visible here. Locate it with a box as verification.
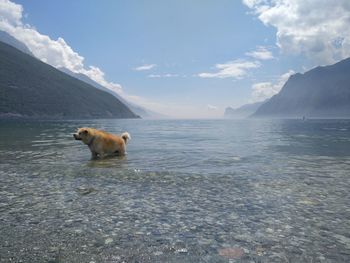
[0,113,141,121]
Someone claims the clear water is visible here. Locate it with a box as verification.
[0,119,349,262]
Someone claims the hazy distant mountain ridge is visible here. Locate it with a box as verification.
[224,101,266,118]
[0,41,139,119]
[253,58,350,117]
[0,31,33,56]
[59,67,163,118]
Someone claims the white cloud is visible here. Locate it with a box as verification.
[198,59,261,79]
[251,70,294,101]
[207,104,218,111]
[0,0,22,26]
[147,73,179,78]
[242,0,265,9]
[0,0,122,93]
[80,66,122,93]
[246,46,274,60]
[133,64,156,71]
[163,73,178,77]
[147,74,161,78]
[243,0,350,64]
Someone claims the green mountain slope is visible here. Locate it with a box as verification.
[0,41,139,119]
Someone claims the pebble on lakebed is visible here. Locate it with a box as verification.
[104,238,113,245]
[76,187,96,195]
[218,247,244,259]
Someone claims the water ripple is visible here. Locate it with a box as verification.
[0,119,350,262]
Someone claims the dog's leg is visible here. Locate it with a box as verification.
[91,151,98,160]
[118,145,126,156]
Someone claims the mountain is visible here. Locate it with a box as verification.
[59,67,164,119]
[224,101,266,118]
[253,58,350,118]
[0,41,139,119]
[0,31,33,56]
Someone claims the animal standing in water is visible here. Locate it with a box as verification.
[73,127,130,159]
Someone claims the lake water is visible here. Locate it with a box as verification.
[0,119,349,262]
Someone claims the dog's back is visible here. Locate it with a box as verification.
[94,129,129,155]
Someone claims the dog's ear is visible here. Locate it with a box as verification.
[79,129,88,135]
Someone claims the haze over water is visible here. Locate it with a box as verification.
[0,119,350,262]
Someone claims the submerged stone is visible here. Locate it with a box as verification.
[218,247,244,259]
[104,238,113,245]
[175,248,188,254]
[76,187,96,195]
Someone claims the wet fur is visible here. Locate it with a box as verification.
[73,127,130,159]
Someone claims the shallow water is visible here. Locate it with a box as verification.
[0,119,350,262]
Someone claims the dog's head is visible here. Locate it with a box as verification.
[73,127,93,144]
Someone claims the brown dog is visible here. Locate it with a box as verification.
[73,127,130,159]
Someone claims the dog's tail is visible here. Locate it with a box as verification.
[121,132,131,144]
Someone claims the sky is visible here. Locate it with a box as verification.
[1,0,350,118]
